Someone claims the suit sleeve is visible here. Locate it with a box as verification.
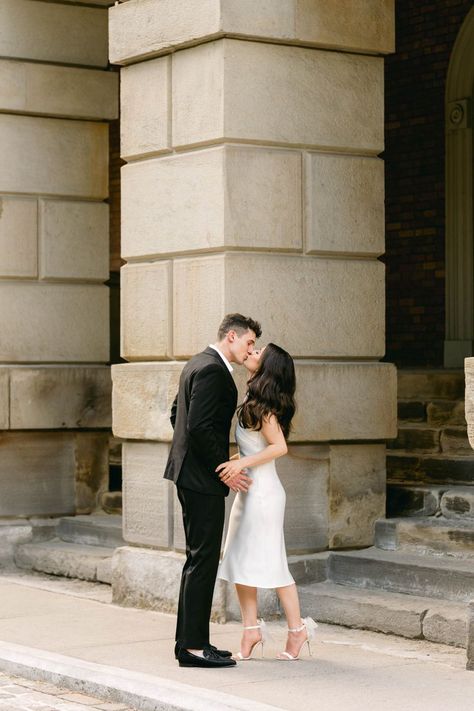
[170,393,178,430]
[187,364,228,478]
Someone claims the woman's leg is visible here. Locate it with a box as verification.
[235,583,261,656]
[276,584,308,657]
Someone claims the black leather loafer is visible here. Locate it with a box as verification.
[177,647,236,668]
[174,642,232,659]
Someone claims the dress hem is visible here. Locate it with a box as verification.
[217,574,295,589]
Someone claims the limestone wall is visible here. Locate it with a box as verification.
[110,0,396,611]
[0,0,118,516]
[466,358,474,448]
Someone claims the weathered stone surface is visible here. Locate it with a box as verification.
[388,453,474,486]
[328,445,386,548]
[0,520,60,566]
[0,368,9,430]
[328,548,474,602]
[14,540,113,582]
[0,60,118,120]
[121,146,302,259]
[173,39,384,153]
[172,253,385,358]
[440,427,472,454]
[8,366,112,429]
[391,425,440,452]
[110,0,394,65]
[376,517,474,557]
[398,400,426,422]
[299,581,427,639]
[423,605,468,648]
[39,200,109,281]
[305,154,384,256]
[120,57,170,160]
[441,487,474,520]
[386,484,444,518]
[112,361,397,442]
[0,283,109,363]
[468,601,474,670]
[0,432,108,518]
[0,115,108,199]
[0,0,108,67]
[122,442,172,548]
[467,358,474,448]
[0,197,37,277]
[427,400,466,427]
[399,369,465,401]
[58,514,124,548]
[121,262,171,360]
[111,546,227,620]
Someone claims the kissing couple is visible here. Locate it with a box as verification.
[164,313,317,668]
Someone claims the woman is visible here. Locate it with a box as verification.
[216,343,317,661]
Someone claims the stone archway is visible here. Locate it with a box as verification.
[444,6,474,367]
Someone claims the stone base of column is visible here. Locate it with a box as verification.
[111,546,328,620]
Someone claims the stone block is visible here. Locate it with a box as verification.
[173,39,383,153]
[120,57,170,160]
[0,283,109,363]
[112,362,182,441]
[8,366,112,429]
[305,153,384,256]
[120,262,171,360]
[399,369,465,401]
[0,368,9,429]
[0,197,37,277]
[111,546,227,620]
[109,0,394,65]
[278,446,329,553]
[468,601,474,670]
[39,200,109,281]
[0,433,76,517]
[122,442,173,548]
[328,445,386,548]
[121,145,302,259]
[0,60,118,120]
[440,426,471,455]
[441,487,474,520]
[172,253,385,358]
[467,358,474,448]
[15,540,112,582]
[71,432,109,514]
[423,605,468,648]
[427,400,466,427]
[0,0,108,67]
[112,361,397,442]
[0,115,108,199]
[391,426,440,452]
[386,484,444,518]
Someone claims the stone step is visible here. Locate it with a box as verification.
[390,425,440,452]
[397,370,465,401]
[375,517,474,557]
[327,547,474,602]
[14,540,113,584]
[57,514,125,548]
[387,452,474,486]
[386,484,446,517]
[441,487,474,520]
[298,581,467,648]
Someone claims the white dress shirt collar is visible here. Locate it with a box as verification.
[209,344,234,373]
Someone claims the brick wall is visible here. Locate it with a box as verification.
[384,0,472,367]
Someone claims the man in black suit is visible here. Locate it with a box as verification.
[164,313,262,668]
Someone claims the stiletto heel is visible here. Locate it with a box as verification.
[277,617,318,661]
[234,619,269,661]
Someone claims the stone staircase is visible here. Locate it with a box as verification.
[300,369,474,649]
[14,514,124,584]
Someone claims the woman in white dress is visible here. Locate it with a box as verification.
[216,343,317,661]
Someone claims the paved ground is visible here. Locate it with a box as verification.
[0,570,473,711]
[0,670,132,711]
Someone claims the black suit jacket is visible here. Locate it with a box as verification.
[163,347,238,496]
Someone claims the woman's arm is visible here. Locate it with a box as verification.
[216,415,287,482]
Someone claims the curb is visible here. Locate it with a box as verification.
[0,641,282,711]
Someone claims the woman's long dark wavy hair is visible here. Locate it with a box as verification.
[237,343,296,439]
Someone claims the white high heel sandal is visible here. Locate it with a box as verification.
[234,619,270,660]
[277,617,318,660]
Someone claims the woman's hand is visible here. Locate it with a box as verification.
[216,459,248,483]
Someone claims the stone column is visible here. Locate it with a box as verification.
[0,0,118,517]
[468,601,474,670]
[110,0,396,616]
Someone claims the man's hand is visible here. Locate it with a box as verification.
[226,471,252,493]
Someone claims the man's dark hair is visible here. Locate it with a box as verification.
[217,313,262,340]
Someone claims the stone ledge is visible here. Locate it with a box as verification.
[110,0,395,65]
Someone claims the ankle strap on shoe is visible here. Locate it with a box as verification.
[243,624,261,630]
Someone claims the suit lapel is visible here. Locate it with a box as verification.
[204,347,238,395]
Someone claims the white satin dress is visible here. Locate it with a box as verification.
[217,422,295,588]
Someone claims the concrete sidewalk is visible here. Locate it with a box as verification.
[0,571,473,711]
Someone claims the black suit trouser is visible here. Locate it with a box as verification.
[175,486,225,649]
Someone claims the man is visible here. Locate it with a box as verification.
[164,313,262,668]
